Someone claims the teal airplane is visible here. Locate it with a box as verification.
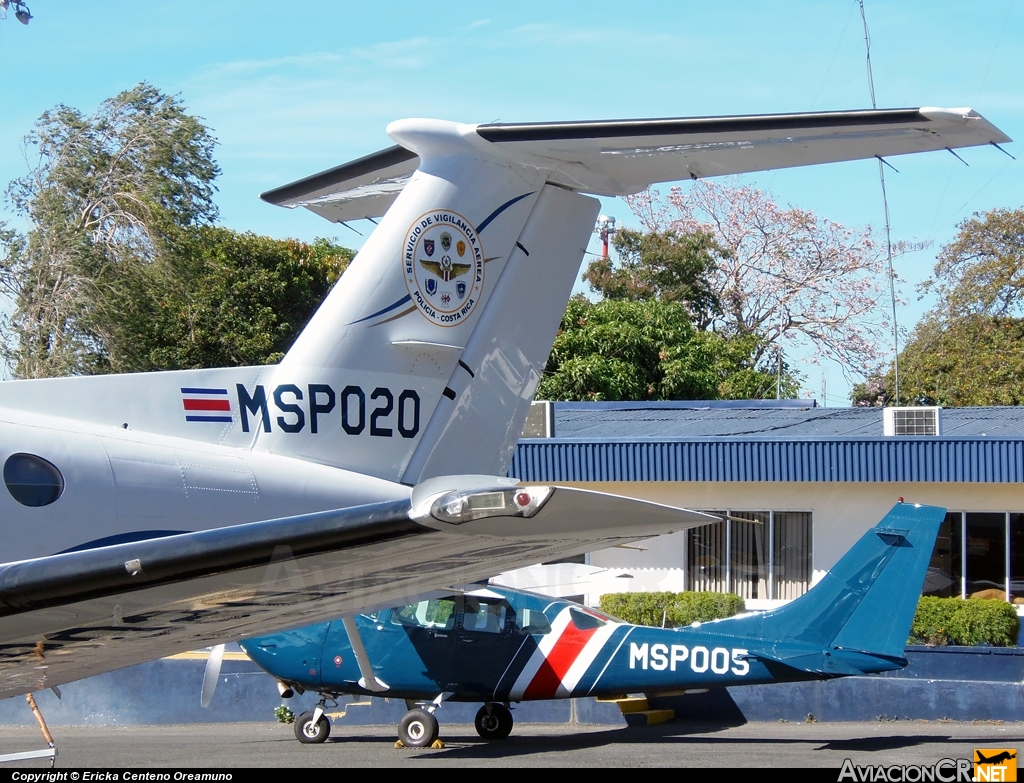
[230,503,942,747]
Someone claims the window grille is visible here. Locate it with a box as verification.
[687,510,812,599]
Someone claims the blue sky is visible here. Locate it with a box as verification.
[0,1,1020,404]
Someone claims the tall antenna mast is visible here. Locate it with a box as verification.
[859,0,900,406]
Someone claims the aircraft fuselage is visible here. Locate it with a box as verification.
[242,587,897,704]
[0,406,410,563]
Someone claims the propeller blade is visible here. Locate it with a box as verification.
[200,644,225,708]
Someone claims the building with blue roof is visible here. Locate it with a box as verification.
[497,401,1024,610]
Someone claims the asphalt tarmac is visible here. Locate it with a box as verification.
[0,721,1020,768]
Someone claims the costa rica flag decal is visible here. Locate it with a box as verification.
[180,387,232,423]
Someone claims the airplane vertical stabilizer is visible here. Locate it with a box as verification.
[254,122,596,483]
[733,503,944,661]
[263,152,548,481]
[400,185,598,484]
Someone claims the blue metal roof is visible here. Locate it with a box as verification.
[556,399,819,411]
[510,404,1024,483]
[551,404,1024,439]
[510,438,1024,483]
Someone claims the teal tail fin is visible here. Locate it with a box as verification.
[737,503,944,665]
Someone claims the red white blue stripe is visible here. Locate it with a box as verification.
[508,608,624,700]
[181,387,232,423]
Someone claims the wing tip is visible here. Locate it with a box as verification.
[919,106,1013,143]
[260,145,419,208]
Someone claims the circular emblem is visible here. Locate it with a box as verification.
[334,655,342,666]
[403,210,484,327]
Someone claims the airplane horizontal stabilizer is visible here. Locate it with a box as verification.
[750,647,905,678]
[263,108,1011,221]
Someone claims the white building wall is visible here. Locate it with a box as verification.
[495,481,1024,606]
[547,480,1024,573]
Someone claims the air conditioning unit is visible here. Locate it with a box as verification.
[521,400,555,438]
[883,406,941,436]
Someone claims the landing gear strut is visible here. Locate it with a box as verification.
[475,702,514,740]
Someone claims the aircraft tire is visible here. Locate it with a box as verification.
[294,711,331,744]
[474,703,513,740]
[398,708,439,748]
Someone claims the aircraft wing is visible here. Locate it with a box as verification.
[262,107,1010,221]
[0,481,714,698]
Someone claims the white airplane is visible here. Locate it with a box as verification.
[0,107,1008,700]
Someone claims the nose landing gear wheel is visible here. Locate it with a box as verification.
[294,711,331,744]
[398,708,439,748]
[475,703,513,740]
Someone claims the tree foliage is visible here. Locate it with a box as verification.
[1,83,221,377]
[624,181,904,377]
[96,228,351,372]
[921,207,1024,318]
[853,208,1024,407]
[0,83,353,377]
[851,314,1024,407]
[582,228,724,327]
[537,296,800,402]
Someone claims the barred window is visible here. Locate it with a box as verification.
[687,510,812,600]
[773,512,813,600]
[730,511,768,600]
[688,511,726,593]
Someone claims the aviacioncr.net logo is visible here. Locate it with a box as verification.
[838,758,973,782]
[974,749,1017,782]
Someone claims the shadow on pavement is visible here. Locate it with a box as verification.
[343,723,1024,762]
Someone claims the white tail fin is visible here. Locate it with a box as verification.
[400,184,598,484]
[253,122,600,482]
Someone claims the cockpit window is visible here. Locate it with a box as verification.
[462,600,507,634]
[569,607,606,631]
[515,607,552,635]
[391,599,456,631]
[4,453,64,507]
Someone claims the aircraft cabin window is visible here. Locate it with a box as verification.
[568,607,606,631]
[462,600,506,634]
[515,608,552,635]
[4,453,64,507]
[390,599,456,631]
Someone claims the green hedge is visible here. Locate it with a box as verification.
[598,591,745,628]
[598,592,1020,647]
[909,596,1020,647]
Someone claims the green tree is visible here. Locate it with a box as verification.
[537,296,799,401]
[97,228,351,372]
[0,84,354,377]
[922,207,1024,318]
[1,83,220,378]
[853,208,1024,406]
[582,228,724,327]
[852,314,1024,406]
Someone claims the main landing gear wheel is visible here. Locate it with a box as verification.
[294,711,331,744]
[398,708,439,748]
[475,703,513,740]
